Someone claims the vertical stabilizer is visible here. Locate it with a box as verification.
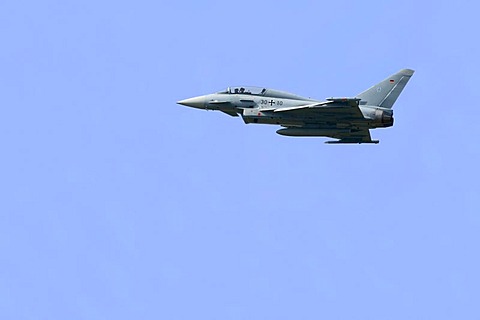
[357,69,414,109]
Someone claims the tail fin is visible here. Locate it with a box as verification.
[357,69,415,109]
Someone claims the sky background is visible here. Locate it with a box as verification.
[1,0,479,319]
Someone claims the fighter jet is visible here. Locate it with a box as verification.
[177,69,414,144]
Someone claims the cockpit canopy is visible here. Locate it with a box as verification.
[216,86,313,101]
[217,86,266,95]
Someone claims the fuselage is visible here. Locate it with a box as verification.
[179,87,393,130]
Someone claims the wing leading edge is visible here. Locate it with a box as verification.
[270,98,363,118]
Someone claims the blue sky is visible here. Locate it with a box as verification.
[1,0,479,319]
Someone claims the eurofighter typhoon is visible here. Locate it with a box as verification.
[178,69,414,144]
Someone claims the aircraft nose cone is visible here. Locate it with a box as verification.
[177,96,206,109]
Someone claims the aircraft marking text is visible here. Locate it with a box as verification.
[260,100,284,106]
